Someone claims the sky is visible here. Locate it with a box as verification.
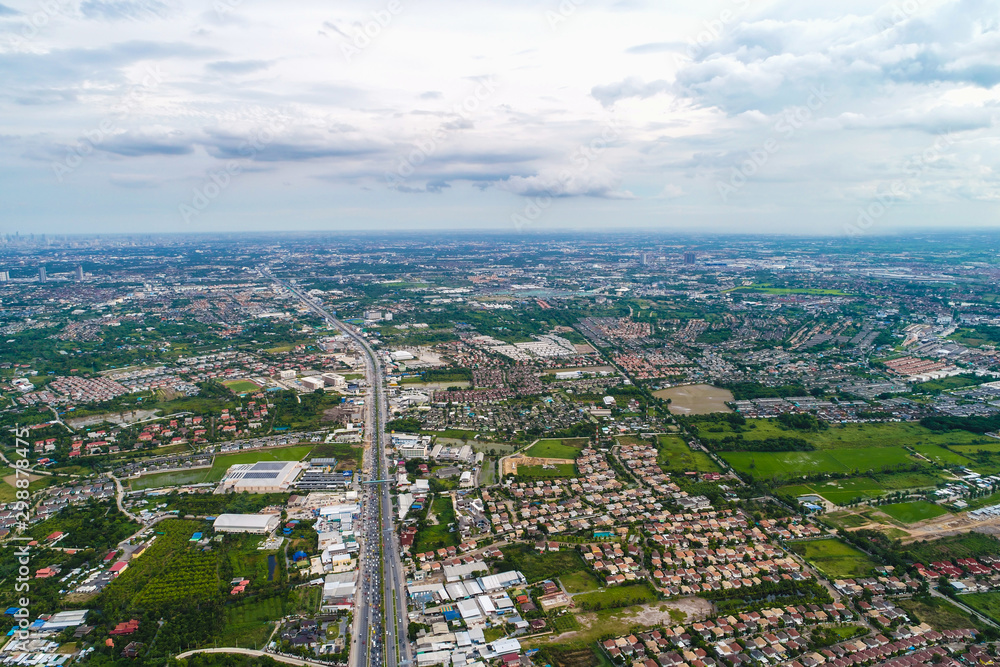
[1,0,999,237]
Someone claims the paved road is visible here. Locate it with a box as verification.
[268,272,411,667]
[174,647,337,667]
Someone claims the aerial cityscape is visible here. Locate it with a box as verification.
[4,0,1000,666]
[0,233,999,667]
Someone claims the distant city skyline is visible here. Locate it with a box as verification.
[1,0,998,235]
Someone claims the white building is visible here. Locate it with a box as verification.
[217,461,306,493]
[213,513,281,534]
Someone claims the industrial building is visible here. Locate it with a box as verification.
[217,460,306,493]
[213,513,281,534]
[295,459,353,490]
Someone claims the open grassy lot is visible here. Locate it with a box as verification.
[780,477,885,505]
[516,463,576,479]
[823,511,871,529]
[897,597,986,632]
[953,442,1000,455]
[526,438,589,459]
[904,533,1000,564]
[501,544,587,583]
[574,583,658,611]
[653,435,719,473]
[413,495,460,553]
[959,592,1000,625]
[560,570,602,594]
[722,447,922,481]
[878,501,948,524]
[222,379,261,394]
[788,538,880,579]
[130,445,314,489]
[698,420,994,449]
[912,444,973,467]
[535,644,612,667]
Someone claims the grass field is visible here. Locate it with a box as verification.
[903,533,1000,564]
[953,442,1000,455]
[653,435,719,473]
[788,538,879,578]
[574,583,658,611]
[130,445,314,489]
[501,544,587,583]
[897,597,986,632]
[698,420,994,449]
[723,447,921,481]
[516,463,576,479]
[780,477,885,505]
[877,501,948,524]
[413,495,460,553]
[912,445,973,467]
[525,438,589,460]
[560,570,601,594]
[823,511,870,529]
[959,592,1000,625]
[222,379,261,394]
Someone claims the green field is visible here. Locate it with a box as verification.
[698,420,994,449]
[897,597,986,632]
[877,501,949,524]
[959,592,1000,625]
[413,495,460,553]
[912,445,973,467]
[653,435,719,473]
[788,539,880,579]
[729,285,849,296]
[500,544,587,583]
[781,477,885,505]
[953,442,1000,455]
[222,379,262,394]
[130,445,314,490]
[823,511,871,529]
[560,570,601,594]
[723,447,921,481]
[525,438,589,460]
[903,533,1000,564]
[516,463,576,479]
[574,583,658,611]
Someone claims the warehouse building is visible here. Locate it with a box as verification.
[213,513,281,534]
[217,460,306,493]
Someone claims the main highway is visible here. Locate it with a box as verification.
[266,270,411,667]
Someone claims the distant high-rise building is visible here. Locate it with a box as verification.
[38,267,46,282]
[683,251,696,265]
[641,253,650,265]
[75,265,84,281]
[0,271,8,282]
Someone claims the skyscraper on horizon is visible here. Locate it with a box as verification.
[683,251,696,265]
[38,266,46,282]
[75,265,84,281]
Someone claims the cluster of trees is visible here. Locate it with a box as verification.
[701,579,833,615]
[777,412,827,432]
[921,413,1000,434]
[28,500,141,552]
[387,416,422,432]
